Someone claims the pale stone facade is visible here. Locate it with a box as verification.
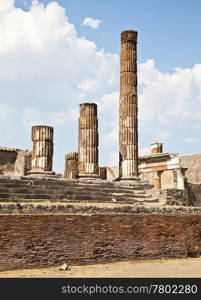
[103,143,187,190]
[0,147,31,176]
[119,30,138,180]
[180,154,201,183]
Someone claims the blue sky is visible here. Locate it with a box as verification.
[15,0,201,70]
[1,0,201,173]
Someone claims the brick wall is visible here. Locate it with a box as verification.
[0,213,201,271]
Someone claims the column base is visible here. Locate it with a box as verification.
[120,176,139,181]
[114,176,144,187]
[26,170,56,177]
[78,173,101,181]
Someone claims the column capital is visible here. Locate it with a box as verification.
[121,30,138,43]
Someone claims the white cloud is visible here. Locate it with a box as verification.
[155,130,172,141]
[97,91,119,115]
[1,0,201,171]
[0,0,14,12]
[138,59,201,122]
[22,107,79,127]
[82,17,102,30]
[102,128,118,145]
[182,137,197,143]
[0,0,118,108]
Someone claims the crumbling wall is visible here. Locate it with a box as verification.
[0,150,31,176]
[15,151,31,176]
[158,189,187,206]
[0,151,17,175]
[139,171,155,184]
[186,183,201,207]
[161,170,177,189]
[139,170,177,189]
[180,154,201,183]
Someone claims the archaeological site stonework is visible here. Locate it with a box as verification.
[0,212,201,271]
[78,103,99,179]
[29,125,54,176]
[1,29,201,273]
[119,30,138,180]
[64,152,78,179]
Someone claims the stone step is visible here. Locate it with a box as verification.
[110,192,151,199]
[0,189,150,200]
[0,185,147,194]
[0,193,158,203]
[0,178,156,205]
[0,196,159,204]
[16,178,150,190]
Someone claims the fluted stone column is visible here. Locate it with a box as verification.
[29,125,54,176]
[119,30,138,180]
[78,103,99,179]
[64,152,78,179]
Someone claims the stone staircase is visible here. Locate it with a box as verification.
[0,176,160,205]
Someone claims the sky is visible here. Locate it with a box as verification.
[1,0,201,173]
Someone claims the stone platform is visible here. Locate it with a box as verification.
[0,176,159,205]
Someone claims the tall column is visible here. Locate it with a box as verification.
[119,30,138,180]
[64,152,78,180]
[29,125,54,175]
[78,103,99,179]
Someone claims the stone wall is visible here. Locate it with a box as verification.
[15,151,31,176]
[0,213,201,271]
[0,150,31,176]
[140,170,177,189]
[180,154,201,183]
[139,171,155,184]
[157,189,187,206]
[186,183,201,207]
[161,170,177,189]
[0,151,17,175]
[104,167,177,189]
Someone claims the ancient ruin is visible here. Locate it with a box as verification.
[78,103,99,179]
[28,125,54,176]
[119,30,138,180]
[64,152,78,179]
[0,29,201,272]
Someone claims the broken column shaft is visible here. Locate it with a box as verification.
[78,103,99,178]
[29,125,54,175]
[64,152,78,179]
[119,30,138,180]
